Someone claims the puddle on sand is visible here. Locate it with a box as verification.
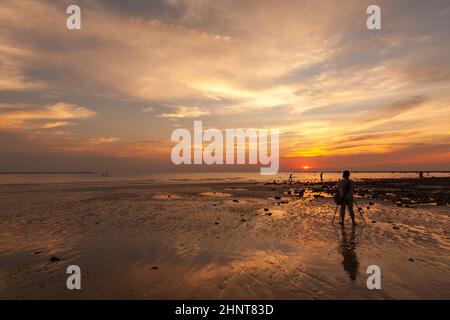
[199,192,232,197]
[153,194,182,200]
[303,189,333,200]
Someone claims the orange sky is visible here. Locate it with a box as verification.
[0,0,449,172]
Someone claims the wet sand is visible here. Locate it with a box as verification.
[0,178,449,299]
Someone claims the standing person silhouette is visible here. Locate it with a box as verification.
[320,172,324,182]
[338,170,356,226]
[288,173,294,185]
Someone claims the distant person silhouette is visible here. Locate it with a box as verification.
[288,173,294,185]
[419,171,424,179]
[320,172,323,182]
[338,170,356,226]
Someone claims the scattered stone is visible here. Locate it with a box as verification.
[264,208,269,212]
[233,199,239,203]
[393,226,400,230]
[33,250,42,255]
[240,219,246,223]
[151,266,159,270]
[49,256,60,263]
[369,202,375,206]
[218,280,227,290]
[371,220,376,223]
[367,206,370,210]
[408,258,414,262]
[215,222,219,225]
[274,196,281,200]
[266,213,272,216]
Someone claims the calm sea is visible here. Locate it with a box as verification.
[0,171,449,185]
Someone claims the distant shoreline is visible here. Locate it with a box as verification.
[0,170,449,175]
[0,172,96,175]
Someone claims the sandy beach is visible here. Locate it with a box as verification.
[0,177,449,299]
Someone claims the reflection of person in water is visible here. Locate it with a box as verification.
[340,225,359,280]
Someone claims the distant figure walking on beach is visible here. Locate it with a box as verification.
[288,173,294,185]
[338,170,356,226]
[419,171,424,179]
[320,172,324,182]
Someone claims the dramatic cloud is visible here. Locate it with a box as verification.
[87,137,120,145]
[0,0,449,171]
[0,103,96,130]
[159,106,210,119]
[141,107,156,113]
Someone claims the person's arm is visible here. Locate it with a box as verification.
[349,180,355,198]
[337,179,343,194]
